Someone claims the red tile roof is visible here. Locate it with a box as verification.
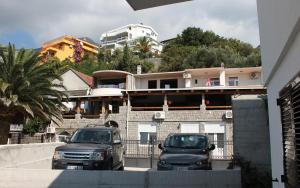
[72,69,93,87]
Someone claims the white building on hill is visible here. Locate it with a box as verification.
[100,23,163,54]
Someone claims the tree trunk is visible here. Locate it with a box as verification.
[0,120,10,145]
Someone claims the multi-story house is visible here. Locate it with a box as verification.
[100,23,163,54]
[40,35,99,62]
[52,65,265,159]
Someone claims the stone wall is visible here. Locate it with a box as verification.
[128,109,231,140]
[57,107,232,142]
[232,95,271,173]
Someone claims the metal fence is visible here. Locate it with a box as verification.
[123,139,233,160]
[8,133,55,144]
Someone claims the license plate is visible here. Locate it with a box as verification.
[66,165,83,170]
[176,167,187,171]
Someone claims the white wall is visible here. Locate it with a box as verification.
[53,70,90,91]
[257,0,300,187]
[225,73,262,86]
[136,76,185,89]
[258,0,300,83]
[0,143,64,169]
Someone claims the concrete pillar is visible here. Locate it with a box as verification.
[75,100,81,114]
[220,68,226,86]
[185,78,191,88]
[200,93,206,110]
[123,98,127,106]
[101,101,106,115]
[163,95,168,111]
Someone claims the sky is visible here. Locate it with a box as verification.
[0,0,260,49]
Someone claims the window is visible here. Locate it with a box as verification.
[195,79,198,84]
[113,132,121,142]
[217,133,224,148]
[207,133,215,143]
[210,78,220,86]
[148,80,157,89]
[140,132,157,144]
[228,77,239,86]
[138,124,156,145]
[279,75,300,187]
[160,79,178,89]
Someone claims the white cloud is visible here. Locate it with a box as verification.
[0,0,260,47]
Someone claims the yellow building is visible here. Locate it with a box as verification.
[40,35,99,62]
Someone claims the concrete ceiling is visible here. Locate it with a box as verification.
[126,0,191,10]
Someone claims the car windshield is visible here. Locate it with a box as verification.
[165,135,207,149]
[70,129,111,144]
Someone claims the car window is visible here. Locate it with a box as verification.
[113,132,121,141]
[70,129,111,144]
[165,135,207,149]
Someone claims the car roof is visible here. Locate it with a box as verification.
[78,127,118,132]
[168,133,207,137]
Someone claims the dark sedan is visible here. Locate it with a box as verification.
[157,133,215,170]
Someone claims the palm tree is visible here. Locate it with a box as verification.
[0,44,66,144]
[134,37,153,59]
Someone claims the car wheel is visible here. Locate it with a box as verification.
[208,162,212,170]
[106,159,113,170]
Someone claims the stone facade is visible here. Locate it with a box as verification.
[56,107,232,141]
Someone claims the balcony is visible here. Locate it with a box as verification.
[91,88,124,97]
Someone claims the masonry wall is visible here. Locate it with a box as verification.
[128,109,230,140]
[232,95,271,173]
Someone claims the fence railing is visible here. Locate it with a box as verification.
[8,135,233,160]
[123,139,233,160]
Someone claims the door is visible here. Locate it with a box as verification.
[204,123,225,159]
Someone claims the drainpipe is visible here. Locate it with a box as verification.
[126,92,130,140]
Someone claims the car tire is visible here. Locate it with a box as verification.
[208,162,212,170]
[106,159,113,170]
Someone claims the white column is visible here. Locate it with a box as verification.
[220,69,226,86]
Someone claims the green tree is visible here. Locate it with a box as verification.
[0,44,66,144]
[159,45,197,71]
[134,37,153,59]
[23,117,47,135]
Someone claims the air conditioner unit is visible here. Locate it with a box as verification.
[183,72,191,79]
[154,111,165,120]
[225,110,233,119]
[46,127,56,134]
[249,72,259,80]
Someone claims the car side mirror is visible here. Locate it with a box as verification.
[64,137,70,143]
[209,144,215,151]
[113,140,121,145]
[158,143,164,150]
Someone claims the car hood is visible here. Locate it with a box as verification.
[55,143,111,152]
[160,153,208,164]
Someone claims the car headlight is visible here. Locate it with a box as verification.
[90,152,104,160]
[53,151,63,160]
[159,160,167,165]
[195,161,202,166]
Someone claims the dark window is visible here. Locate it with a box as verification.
[217,133,224,148]
[228,77,239,86]
[195,79,198,84]
[148,80,157,89]
[160,79,178,88]
[140,132,157,144]
[210,78,220,86]
[207,133,214,143]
